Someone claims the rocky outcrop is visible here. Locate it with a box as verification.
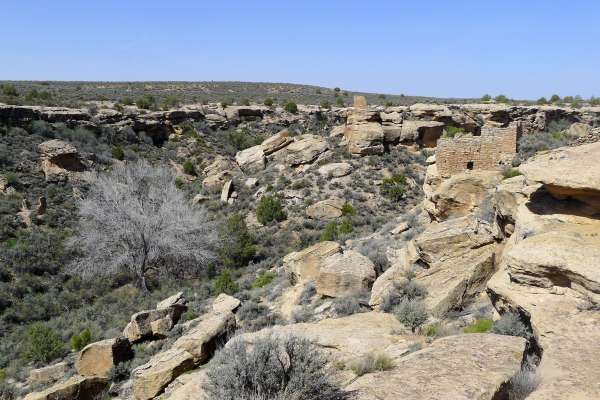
[132,349,195,400]
[161,370,209,400]
[519,141,600,208]
[235,145,266,173]
[283,241,342,282]
[38,139,86,181]
[75,337,133,377]
[400,120,445,147]
[261,128,293,155]
[28,362,70,385]
[172,311,236,364]
[318,162,353,177]
[23,376,109,400]
[201,156,241,191]
[344,98,384,155]
[212,293,241,314]
[346,334,526,400]
[427,171,503,221]
[285,134,328,165]
[316,250,376,298]
[123,294,187,343]
[305,197,345,220]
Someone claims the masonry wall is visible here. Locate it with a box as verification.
[436,124,519,177]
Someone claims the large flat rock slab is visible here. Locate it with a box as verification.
[346,334,525,400]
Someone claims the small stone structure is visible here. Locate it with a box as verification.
[436,123,520,178]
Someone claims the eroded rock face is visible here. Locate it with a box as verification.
[161,369,209,400]
[28,362,70,385]
[428,171,503,221]
[346,334,526,400]
[232,312,405,363]
[132,349,195,400]
[235,145,266,173]
[172,311,236,364]
[344,103,385,155]
[123,294,187,343]
[212,293,241,314]
[305,197,345,220]
[261,128,293,155]
[285,134,329,165]
[75,337,133,377]
[283,241,342,282]
[318,162,353,177]
[519,141,600,208]
[316,250,376,298]
[38,139,86,181]
[400,120,445,147]
[201,156,241,191]
[23,376,109,400]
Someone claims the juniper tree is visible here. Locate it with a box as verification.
[69,161,218,291]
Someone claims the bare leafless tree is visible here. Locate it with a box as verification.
[68,160,218,291]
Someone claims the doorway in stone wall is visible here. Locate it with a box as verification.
[467,161,474,170]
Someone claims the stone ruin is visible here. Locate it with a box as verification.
[435,123,521,178]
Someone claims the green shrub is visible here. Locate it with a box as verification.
[135,94,156,110]
[22,323,64,363]
[503,168,522,179]
[256,195,286,225]
[1,85,18,97]
[320,221,338,241]
[481,94,491,102]
[463,318,493,333]
[108,361,131,382]
[380,174,407,202]
[161,95,180,109]
[338,218,353,235]
[444,125,465,138]
[350,353,394,376]
[120,96,134,106]
[536,97,548,105]
[495,94,510,103]
[320,100,330,109]
[251,271,276,289]
[239,98,251,106]
[381,279,427,312]
[550,94,561,103]
[219,213,256,269]
[111,145,125,161]
[336,97,345,107]
[226,129,263,151]
[213,269,239,295]
[70,328,92,351]
[263,97,274,107]
[393,299,428,333]
[341,203,356,216]
[284,101,298,114]
[221,98,234,108]
[182,160,196,176]
[334,87,341,93]
[175,176,185,188]
[0,380,16,400]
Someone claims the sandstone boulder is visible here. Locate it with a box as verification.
[261,128,293,155]
[428,171,502,221]
[28,362,70,385]
[316,250,376,297]
[157,291,187,309]
[305,197,345,220]
[318,162,353,177]
[283,241,342,282]
[161,369,209,400]
[75,337,133,377]
[344,122,385,155]
[23,376,109,400]
[212,293,241,314]
[235,145,266,173]
[38,139,86,180]
[346,334,525,400]
[220,179,233,203]
[201,156,241,191]
[123,295,187,343]
[172,311,236,364]
[132,349,195,400]
[285,134,328,165]
[519,141,600,208]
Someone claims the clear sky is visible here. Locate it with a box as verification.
[1,0,599,99]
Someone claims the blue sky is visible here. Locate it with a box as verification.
[1,0,599,99]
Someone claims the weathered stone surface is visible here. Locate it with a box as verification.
[305,197,345,220]
[329,124,346,137]
[28,362,70,384]
[385,216,497,316]
[132,349,195,400]
[157,292,187,309]
[212,293,241,314]
[519,141,600,208]
[369,243,419,307]
[172,311,236,364]
[235,145,266,173]
[76,337,133,377]
[316,250,376,297]
[285,134,328,165]
[233,312,405,362]
[400,120,444,147]
[201,156,241,191]
[23,376,109,400]
[220,179,233,203]
[38,139,86,180]
[346,334,526,400]
[344,122,385,155]
[318,162,353,177]
[283,241,342,282]
[261,128,293,155]
[428,171,502,221]
[123,301,186,343]
[161,369,209,400]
